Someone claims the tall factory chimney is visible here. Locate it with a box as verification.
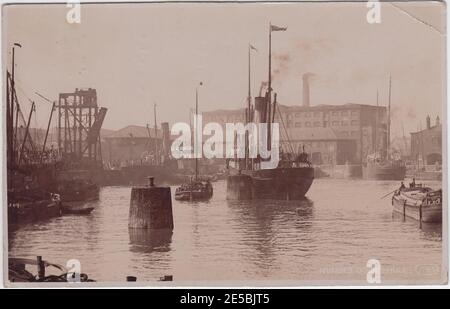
[302,73,311,107]
[426,115,431,129]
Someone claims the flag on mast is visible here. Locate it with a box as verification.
[270,24,287,32]
[249,44,258,51]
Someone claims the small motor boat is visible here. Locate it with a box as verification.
[175,179,213,201]
[392,185,442,223]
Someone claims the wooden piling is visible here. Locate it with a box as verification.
[403,200,406,221]
[419,202,423,227]
[36,256,45,280]
[129,176,173,229]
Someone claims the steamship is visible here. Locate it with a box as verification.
[226,31,314,200]
[226,95,314,200]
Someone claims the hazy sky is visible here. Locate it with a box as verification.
[3,1,445,137]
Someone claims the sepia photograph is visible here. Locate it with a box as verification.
[1,0,447,287]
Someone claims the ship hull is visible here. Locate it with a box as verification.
[227,167,314,200]
[362,165,406,180]
[392,191,442,223]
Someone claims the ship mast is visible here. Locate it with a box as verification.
[153,102,158,165]
[387,75,392,160]
[375,89,378,155]
[267,23,272,150]
[194,83,202,180]
[266,24,287,151]
[9,43,22,168]
[195,88,198,180]
[246,44,257,170]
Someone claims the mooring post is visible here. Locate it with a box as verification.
[129,176,173,229]
[419,202,423,227]
[36,256,45,281]
[403,200,406,221]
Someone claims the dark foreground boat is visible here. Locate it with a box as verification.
[392,186,442,223]
[175,179,213,201]
[9,257,95,282]
[8,191,62,225]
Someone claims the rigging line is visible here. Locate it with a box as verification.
[15,79,35,104]
[12,85,29,126]
[276,104,296,155]
[389,3,444,36]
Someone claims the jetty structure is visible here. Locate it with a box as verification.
[226,24,314,200]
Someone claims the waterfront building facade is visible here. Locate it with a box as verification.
[203,102,387,164]
[410,116,442,166]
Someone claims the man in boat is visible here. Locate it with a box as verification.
[399,181,406,190]
[409,178,416,188]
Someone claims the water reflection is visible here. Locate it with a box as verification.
[226,198,315,275]
[392,211,442,239]
[8,181,443,282]
[129,228,172,253]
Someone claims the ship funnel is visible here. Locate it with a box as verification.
[161,122,171,160]
[254,96,268,123]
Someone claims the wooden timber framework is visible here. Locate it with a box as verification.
[57,88,107,165]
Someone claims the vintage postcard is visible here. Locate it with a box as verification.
[1,1,447,287]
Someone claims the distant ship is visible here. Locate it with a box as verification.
[362,160,406,181]
[227,27,314,200]
[175,83,214,202]
[362,76,406,180]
